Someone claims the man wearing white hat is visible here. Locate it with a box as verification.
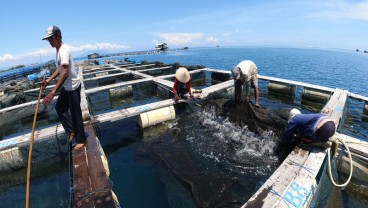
[231,60,260,107]
[173,67,193,101]
[284,108,336,144]
[40,26,86,150]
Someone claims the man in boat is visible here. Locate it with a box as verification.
[231,60,260,107]
[284,108,336,144]
[173,67,193,101]
[40,26,86,150]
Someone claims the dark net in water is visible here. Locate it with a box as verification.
[134,99,293,207]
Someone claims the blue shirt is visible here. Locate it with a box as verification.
[284,113,328,141]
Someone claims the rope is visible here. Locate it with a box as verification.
[25,76,45,208]
[267,185,292,208]
[74,186,111,204]
[326,137,353,187]
[289,160,315,175]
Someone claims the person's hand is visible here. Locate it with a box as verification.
[40,80,49,90]
[42,92,55,105]
[175,94,180,101]
[245,96,250,103]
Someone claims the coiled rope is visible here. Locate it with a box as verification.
[326,137,353,187]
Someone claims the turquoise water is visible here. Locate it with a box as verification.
[1,47,367,207]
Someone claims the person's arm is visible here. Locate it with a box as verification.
[244,81,251,102]
[41,69,59,90]
[51,64,69,94]
[173,79,180,101]
[283,119,298,141]
[186,78,193,98]
[42,65,68,105]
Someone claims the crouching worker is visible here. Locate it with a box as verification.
[173,67,193,101]
[231,60,260,107]
[284,108,336,145]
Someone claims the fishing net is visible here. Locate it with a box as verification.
[201,98,291,136]
[134,98,294,207]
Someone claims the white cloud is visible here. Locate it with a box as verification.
[69,43,129,52]
[156,33,203,45]
[0,54,19,62]
[205,36,219,43]
[0,43,130,66]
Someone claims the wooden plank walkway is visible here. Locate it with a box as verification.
[70,67,118,207]
[71,124,116,208]
[242,89,347,208]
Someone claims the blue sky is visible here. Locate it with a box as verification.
[1,0,367,69]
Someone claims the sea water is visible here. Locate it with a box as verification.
[1,47,367,207]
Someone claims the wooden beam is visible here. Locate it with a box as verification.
[92,98,186,123]
[83,66,114,72]
[83,68,123,77]
[259,75,335,93]
[85,78,151,95]
[79,67,90,121]
[83,71,130,82]
[0,123,68,172]
[347,92,368,102]
[72,124,116,207]
[136,66,172,73]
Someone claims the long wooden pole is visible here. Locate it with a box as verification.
[25,80,44,208]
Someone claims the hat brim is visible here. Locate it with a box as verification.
[42,34,53,40]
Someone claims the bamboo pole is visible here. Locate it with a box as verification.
[25,82,44,208]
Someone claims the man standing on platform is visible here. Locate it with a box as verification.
[40,25,86,150]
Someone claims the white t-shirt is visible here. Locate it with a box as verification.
[56,44,80,91]
[237,60,258,82]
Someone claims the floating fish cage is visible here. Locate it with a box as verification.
[0,60,368,207]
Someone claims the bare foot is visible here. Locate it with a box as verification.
[254,104,260,108]
[73,143,86,150]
